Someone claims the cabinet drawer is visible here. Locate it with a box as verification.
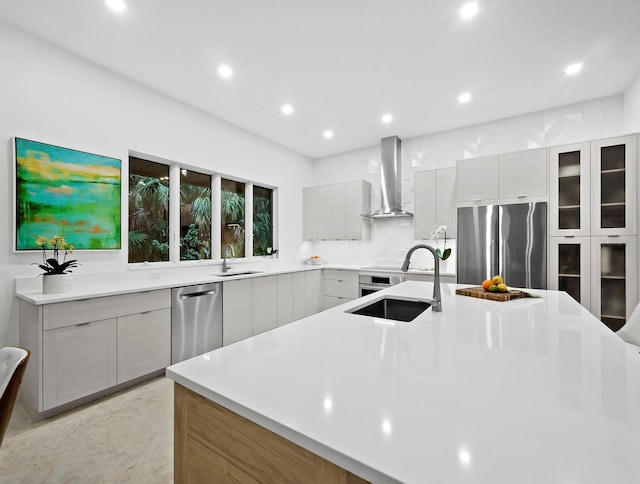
[323,269,359,282]
[323,279,359,298]
[323,295,355,310]
[43,289,171,330]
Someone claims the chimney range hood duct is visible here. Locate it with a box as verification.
[363,135,413,219]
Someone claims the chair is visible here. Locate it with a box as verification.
[0,347,30,449]
[617,303,640,353]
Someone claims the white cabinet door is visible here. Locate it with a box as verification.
[548,237,591,311]
[414,170,436,239]
[591,135,637,236]
[316,185,333,240]
[329,183,346,239]
[304,270,322,317]
[590,236,638,331]
[276,273,294,327]
[222,279,253,345]
[303,186,318,240]
[293,272,307,321]
[43,318,117,410]
[117,308,171,383]
[415,168,457,239]
[345,180,370,240]
[253,276,277,335]
[498,148,548,200]
[457,156,499,203]
[549,142,591,236]
[436,167,457,239]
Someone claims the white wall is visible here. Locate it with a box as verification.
[312,95,625,269]
[0,22,314,347]
[624,72,640,133]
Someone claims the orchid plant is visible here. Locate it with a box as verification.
[430,225,452,260]
[33,235,80,275]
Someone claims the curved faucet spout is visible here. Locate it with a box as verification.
[401,244,442,312]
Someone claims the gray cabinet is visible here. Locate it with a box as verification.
[303,181,371,240]
[414,167,457,239]
[322,269,359,310]
[19,289,171,419]
[222,278,253,345]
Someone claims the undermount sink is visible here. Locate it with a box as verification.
[211,271,263,277]
[346,297,431,322]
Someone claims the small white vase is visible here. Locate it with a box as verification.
[42,274,70,294]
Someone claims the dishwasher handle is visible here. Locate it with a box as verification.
[179,289,217,300]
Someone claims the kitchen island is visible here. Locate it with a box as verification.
[166,281,640,483]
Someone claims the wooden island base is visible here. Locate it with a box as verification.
[175,384,370,483]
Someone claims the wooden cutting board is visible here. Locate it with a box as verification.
[455,286,532,301]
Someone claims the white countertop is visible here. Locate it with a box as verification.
[166,281,640,483]
[15,262,451,305]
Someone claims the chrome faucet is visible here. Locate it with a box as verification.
[401,244,442,312]
[222,244,235,273]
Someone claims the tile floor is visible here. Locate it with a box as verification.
[0,376,173,484]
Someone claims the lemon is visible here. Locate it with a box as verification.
[492,275,504,285]
[497,283,508,293]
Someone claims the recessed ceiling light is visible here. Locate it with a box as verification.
[323,130,334,139]
[281,104,294,115]
[565,62,583,76]
[460,2,478,20]
[458,92,472,103]
[105,0,127,13]
[381,113,393,124]
[217,64,234,79]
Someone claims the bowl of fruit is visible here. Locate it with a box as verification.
[482,275,508,293]
[308,255,323,265]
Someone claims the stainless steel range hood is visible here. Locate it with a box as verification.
[363,135,413,219]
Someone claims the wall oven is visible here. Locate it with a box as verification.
[359,272,405,297]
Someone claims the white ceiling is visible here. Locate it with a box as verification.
[1,0,640,159]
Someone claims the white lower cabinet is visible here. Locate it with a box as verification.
[19,289,171,419]
[253,276,277,335]
[322,269,358,310]
[43,318,117,410]
[549,236,638,331]
[117,308,171,383]
[222,278,253,345]
[224,271,322,343]
[549,237,591,310]
[590,236,638,331]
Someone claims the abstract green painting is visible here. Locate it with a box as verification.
[15,138,121,250]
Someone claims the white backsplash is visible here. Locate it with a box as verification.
[311,95,625,274]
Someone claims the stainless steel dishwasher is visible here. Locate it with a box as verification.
[171,283,223,364]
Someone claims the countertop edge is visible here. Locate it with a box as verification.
[166,369,398,484]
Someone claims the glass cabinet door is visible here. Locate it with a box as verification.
[590,236,638,331]
[549,143,590,236]
[549,237,591,310]
[591,135,637,236]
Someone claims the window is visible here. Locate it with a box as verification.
[180,169,211,260]
[253,185,273,256]
[128,157,169,263]
[221,178,245,258]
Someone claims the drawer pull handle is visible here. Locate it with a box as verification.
[140,311,152,315]
[564,235,575,238]
[517,195,526,198]
[76,322,91,327]
[607,235,620,238]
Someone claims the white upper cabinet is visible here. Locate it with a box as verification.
[457,156,499,204]
[498,148,548,201]
[457,149,548,206]
[590,135,637,236]
[303,181,371,240]
[414,167,457,239]
[549,142,591,236]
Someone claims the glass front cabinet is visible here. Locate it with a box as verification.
[549,135,638,330]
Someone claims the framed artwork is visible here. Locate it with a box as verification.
[14,137,122,251]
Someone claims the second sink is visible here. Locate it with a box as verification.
[347,297,431,322]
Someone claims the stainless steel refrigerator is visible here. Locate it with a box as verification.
[457,202,547,289]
